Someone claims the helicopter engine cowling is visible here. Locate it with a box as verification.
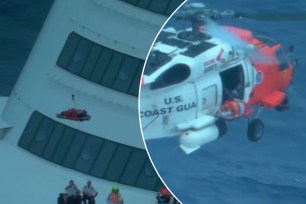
[179,124,220,154]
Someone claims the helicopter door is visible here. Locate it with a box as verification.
[193,74,222,117]
[220,64,245,102]
[241,60,254,102]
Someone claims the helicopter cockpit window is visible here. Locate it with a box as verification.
[144,50,172,75]
[276,48,290,71]
[151,64,191,90]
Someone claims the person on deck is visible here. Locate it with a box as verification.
[82,180,98,204]
[65,180,79,204]
[107,185,123,204]
[156,185,171,203]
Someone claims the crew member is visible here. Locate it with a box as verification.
[156,185,171,203]
[107,185,123,204]
[82,180,98,204]
[65,180,79,204]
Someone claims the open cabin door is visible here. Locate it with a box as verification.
[220,61,255,103]
[241,60,254,102]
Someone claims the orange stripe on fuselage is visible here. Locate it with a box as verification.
[223,26,293,108]
[247,44,293,107]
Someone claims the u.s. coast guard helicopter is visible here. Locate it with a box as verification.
[140,3,297,154]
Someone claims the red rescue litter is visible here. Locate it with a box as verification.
[57,108,91,121]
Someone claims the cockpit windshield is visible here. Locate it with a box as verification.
[150,64,191,90]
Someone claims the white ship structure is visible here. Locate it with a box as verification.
[0,0,184,203]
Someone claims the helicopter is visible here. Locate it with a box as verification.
[139,2,297,154]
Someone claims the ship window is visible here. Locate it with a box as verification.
[100,52,125,87]
[151,64,191,90]
[119,149,147,186]
[34,119,55,143]
[136,159,159,190]
[137,0,150,9]
[57,32,143,96]
[62,132,87,168]
[42,124,65,160]
[128,64,143,96]
[74,136,102,173]
[68,38,93,75]
[18,112,43,149]
[90,140,117,177]
[104,145,132,181]
[165,0,183,16]
[80,45,102,79]
[112,56,141,93]
[89,47,113,83]
[51,128,76,164]
[18,111,162,191]
[150,1,169,14]
[30,118,55,156]
[57,32,80,68]
[121,0,184,16]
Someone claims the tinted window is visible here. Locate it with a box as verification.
[62,132,87,168]
[51,128,75,164]
[18,111,161,191]
[276,48,290,71]
[30,118,55,155]
[151,64,191,90]
[74,136,102,173]
[104,145,132,181]
[119,149,147,186]
[42,124,65,160]
[121,0,184,16]
[90,140,117,178]
[136,159,160,189]
[57,32,143,96]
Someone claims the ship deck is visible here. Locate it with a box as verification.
[0,140,157,204]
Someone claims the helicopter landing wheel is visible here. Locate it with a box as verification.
[247,119,264,142]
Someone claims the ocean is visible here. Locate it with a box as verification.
[146,1,306,204]
[0,0,54,96]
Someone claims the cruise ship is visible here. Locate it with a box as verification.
[0,0,184,203]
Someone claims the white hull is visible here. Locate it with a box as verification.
[0,0,185,203]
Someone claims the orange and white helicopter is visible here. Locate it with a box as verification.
[139,3,297,154]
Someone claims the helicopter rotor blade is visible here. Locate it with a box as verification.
[235,12,306,22]
[205,20,276,64]
[205,20,253,52]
